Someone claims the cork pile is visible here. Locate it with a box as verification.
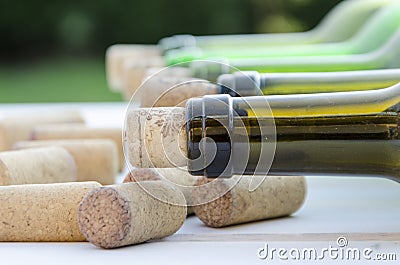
[123,105,307,239]
[0,106,307,250]
[0,109,188,249]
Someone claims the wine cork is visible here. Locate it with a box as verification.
[122,57,165,100]
[192,175,306,228]
[0,181,101,241]
[124,168,164,182]
[30,125,124,171]
[144,66,192,81]
[106,44,162,92]
[0,111,84,151]
[125,107,187,168]
[0,147,77,186]
[140,76,219,107]
[78,181,187,249]
[123,168,201,215]
[14,139,118,185]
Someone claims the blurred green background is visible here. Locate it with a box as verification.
[0,0,342,103]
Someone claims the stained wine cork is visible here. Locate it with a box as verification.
[192,175,307,228]
[14,139,118,185]
[0,147,77,186]
[123,168,201,215]
[78,181,187,249]
[0,181,101,241]
[106,44,162,92]
[140,76,219,107]
[31,125,124,171]
[122,57,165,100]
[124,168,164,182]
[125,107,187,168]
[0,111,84,151]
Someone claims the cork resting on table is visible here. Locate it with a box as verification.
[78,181,187,249]
[122,57,165,101]
[192,175,307,228]
[31,125,124,172]
[0,110,84,151]
[106,44,162,92]
[124,167,201,215]
[0,146,77,186]
[0,181,101,241]
[14,139,119,185]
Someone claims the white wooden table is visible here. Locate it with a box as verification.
[1,103,399,264]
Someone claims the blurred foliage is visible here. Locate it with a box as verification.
[0,58,122,102]
[0,0,342,102]
[0,0,343,60]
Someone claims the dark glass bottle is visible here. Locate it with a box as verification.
[186,94,400,182]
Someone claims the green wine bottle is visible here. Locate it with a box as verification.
[164,3,400,65]
[160,0,395,51]
[187,28,400,80]
[218,69,400,96]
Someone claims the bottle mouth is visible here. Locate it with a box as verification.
[185,94,277,178]
[218,71,263,97]
[189,60,230,81]
[159,34,197,53]
[185,94,234,177]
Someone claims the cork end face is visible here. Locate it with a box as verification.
[125,107,187,168]
[192,178,233,228]
[78,187,131,249]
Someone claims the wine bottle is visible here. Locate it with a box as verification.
[218,69,400,96]
[164,3,400,65]
[159,0,395,51]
